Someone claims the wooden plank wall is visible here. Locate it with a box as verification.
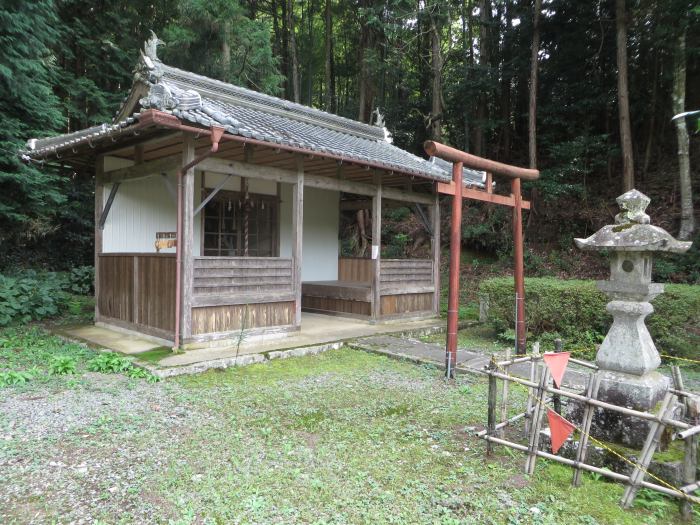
[380,259,433,294]
[338,257,373,282]
[98,255,134,322]
[193,257,293,299]
[97,254,176,333]
[191,301,294,335]
[301,296,371,317]
[380,293,433,316]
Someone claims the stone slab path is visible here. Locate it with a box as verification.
[352,334,591,389]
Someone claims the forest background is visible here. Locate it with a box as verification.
[1,0,699,285]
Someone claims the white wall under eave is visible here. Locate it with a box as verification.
[280,185,339,281]
[102,172,203,256]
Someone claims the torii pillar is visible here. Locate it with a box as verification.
[424,142,539,378]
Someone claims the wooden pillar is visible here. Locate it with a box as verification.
[431,188,441,315]
[292,159,304,327]
[511,178,526,355]
[445,162,463,378]
[181,136,195,341]
[371,173,382,320]
[94,155,105,322]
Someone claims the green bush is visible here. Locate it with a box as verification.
[0,270,70,326]
[69,266,94,295]
[0,267,95,326]
[479,277,700,358]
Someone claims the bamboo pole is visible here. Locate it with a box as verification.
[672,365,698,521]
[486,370,690,430]
[572,371,602,487]
[481,434,700,504]
[525,365,551,475]
[621,392,676,508]
[525,342,540,435]
[553,339,563,414]
[499,348,511,436]
[487,359,498,455]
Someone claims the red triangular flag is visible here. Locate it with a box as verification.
[547,409,576,454]
[543,352,570,388]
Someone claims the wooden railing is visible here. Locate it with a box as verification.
[380,259,433,294]
[193,256,293,306]
[97,253,176,337]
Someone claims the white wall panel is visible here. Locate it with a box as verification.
[279,185,339,281]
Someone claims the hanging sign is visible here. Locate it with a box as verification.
[543,352,571,388]
[547,409,576,454]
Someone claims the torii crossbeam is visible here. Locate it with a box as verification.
[423,141,540,378]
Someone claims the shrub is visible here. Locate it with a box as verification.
[87,352,159,382]
[0,267,95,326]
[0,270,70,326]
[87,352,133,373]
[49,355,77,375]
[69,266,94,295]
[479,277,700,358]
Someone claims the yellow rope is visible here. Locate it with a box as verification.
[490,360,688,498]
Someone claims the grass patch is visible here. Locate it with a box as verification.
[133,346,173,364]
[0,326,158,388]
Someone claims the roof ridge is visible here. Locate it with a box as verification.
[156,62,387,142]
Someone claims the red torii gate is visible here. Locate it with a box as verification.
[423,141,540,378]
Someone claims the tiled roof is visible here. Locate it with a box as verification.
[23,42,485,188]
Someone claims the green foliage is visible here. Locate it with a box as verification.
[68,266,94,295]
[87,351,159,382]
[49,355,77,375]
[0,270,70,326]
[87,352,133,374]
[162,0,283,95]
[479,277,700,358]
[0,369,34,386]
[0,0,66,254]
[0,267,95,326]
[0,326,159,387]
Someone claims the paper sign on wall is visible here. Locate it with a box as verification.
[371,245,379,259]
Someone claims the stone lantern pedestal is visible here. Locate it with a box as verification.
[573,190,692,446]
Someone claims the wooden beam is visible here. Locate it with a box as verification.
[98,182,120,229]
[437,181,531,210]
[193,173,232,216]
[198,157,434,204]
[103,155,180,183]
[431,190,441,315]
[371,173,382,320]
[94,156,105,321]
[181,136,195,340]
[292,159,304,327]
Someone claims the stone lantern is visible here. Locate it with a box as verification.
[575,189,692,415]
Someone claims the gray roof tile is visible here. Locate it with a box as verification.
[22,54,485,188]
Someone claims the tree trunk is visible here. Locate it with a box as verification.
[429,8,443,142]
[642,53,659,181]
[474,0,490,157]
[324,0,334,111]
[357,1,375,123]
[287,0,300,103]
[673,27,694,240]
[615,0,635,191]
[499,0,512,160]
[528,0,542,169]
[221,20,231,81]
[462,0,472,152]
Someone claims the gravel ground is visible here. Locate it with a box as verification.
[1,373,208,524]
